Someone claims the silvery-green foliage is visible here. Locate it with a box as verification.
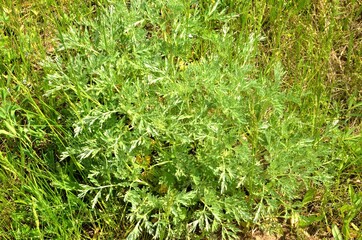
[45,1,333,239]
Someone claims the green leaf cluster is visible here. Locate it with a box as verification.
[42,2,340,238]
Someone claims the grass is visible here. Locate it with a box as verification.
[0,0,361,239]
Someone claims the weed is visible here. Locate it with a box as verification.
[0,0,361,239]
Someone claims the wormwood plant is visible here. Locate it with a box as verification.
[42,1,341,239]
